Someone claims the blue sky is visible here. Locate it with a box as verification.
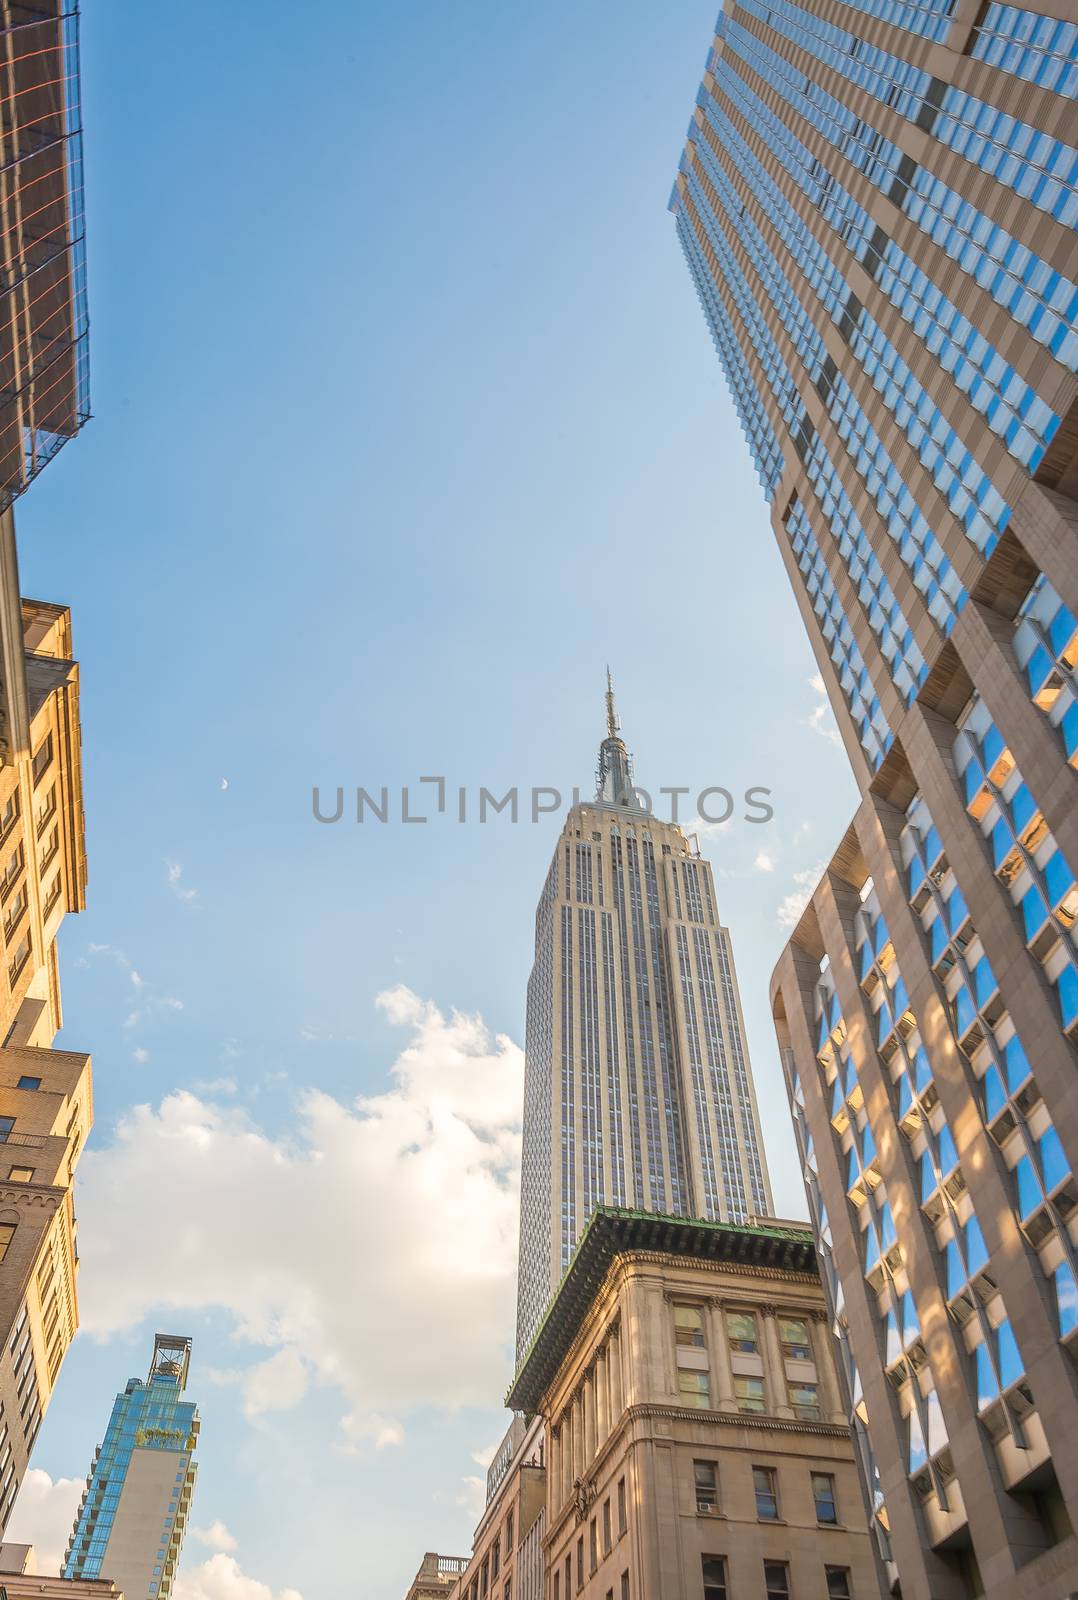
[8,4,858,1597]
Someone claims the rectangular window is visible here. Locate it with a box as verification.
[678,1369,711,1408]
[0,1224,15,1261]
[589,1518,597,1572]
[734,1375,765,1412]
[620,1575,629,1600]
[753,1466,779,1520]
[564,1556,571,1597]
[674,1304,706,1347]
[764,1562,790,1599]
[16,1077,40,1092]
[31,736,52,788]
[602,1497,611,1551]
[694,1459,719,1514]
[576,1535,583,1591]
[725,1310,758,1352]
[503,1581,511,1600]
[825,1569,852,1599]
[788,1381,821,1420]
[702,1555,727,1600]
[813,1472,838,1524]
[779,1316,812,1359]
[504,1510,513,1555]
[617,1477,627,1534]
[554,1573,560,1600]
[0,791,19,840]
[492,1539,500,1578]
[7,1168,32,1183]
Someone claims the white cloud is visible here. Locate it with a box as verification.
[241,1348,310,1419]
[777,863,825,929]
[192,1076,237,1096]
[193,1521,239,1554]
[132,1046,151,1064]
[754,849,776,873]
[173,1554,302,1600]
[166,859,200,906]
[805,673,843,748]
[75,988,523,1445]
[6,1468,84,1576]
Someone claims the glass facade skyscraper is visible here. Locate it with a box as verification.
[63,1335,198,1599]
[673,3,1078,1596]
[515,684,772,1361]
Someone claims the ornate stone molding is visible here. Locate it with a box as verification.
[572,1476,596,1522]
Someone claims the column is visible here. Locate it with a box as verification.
[595,1347,609,1444]
[707,1298,736,1412]
[761,1303,794,1418]
[583,1372,596,1468]
[608,1323,624,1422]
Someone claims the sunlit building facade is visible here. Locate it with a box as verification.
[515,683,772,1360]
[64,1336,198,1600]
[673,0,1078,1595]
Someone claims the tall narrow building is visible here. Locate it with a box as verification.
[64,1335,199,1600]
[516,681,772,1359]
[673,3,1078,1596]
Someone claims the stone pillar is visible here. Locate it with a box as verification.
[609,1324,623,1423]
[595,1347,609,1443]
[583,1372,596,1468]
[707,1298,736,1411]
[761,1303,794,1418]
[810,1308,845,1423]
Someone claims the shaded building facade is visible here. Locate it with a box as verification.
[672,0,1078,1594]
[508,1208,880,1600]
[64,1336,199,1600]
[516,685,772,1360]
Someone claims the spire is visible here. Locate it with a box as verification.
[605,665,618,740]
[596,668,636,806]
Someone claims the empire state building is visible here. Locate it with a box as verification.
[515,679,773,1359]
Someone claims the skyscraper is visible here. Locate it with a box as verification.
[64,1336,199,1600]
[515,681,772,1359]
[673,3,1078,1595]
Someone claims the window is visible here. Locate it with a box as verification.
[602,1497,611,1551]
[678,1369,711,1408]
[564,1556,571,1597]
[617,1477,627,1534]
[0,1118,13,1143]
[503,1581,511,1600]
[16,1077,40,1092]
[492,1537,500,1578]
[0,1224,15,1261]
[31,736,52,788]
[725,1310,758,1352]
[702,1555,727,1600]
[620,1575,629,1600]
[554,1574,560,1600]
[788,1381,821,1420]
[504,1510,513,1556]
[734,1375,765,1412]
[0,791,19,840]
[8,932,30,987]
[753,1466,779,1520]
[694,1460,719,1514]
[674,1305,706,1347]
[7,1168,32,1183]
[764,1562,790,1600]
[825,1569,852,1599]
[589,1517,597,1572]
[576,1535,583,1591]
[779,1316,812,1359]
[813,1472,838,1524]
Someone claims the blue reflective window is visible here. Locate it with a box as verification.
[908,1405,927,1471]
[885,1310,902,1365]
[864,1223,881,1270]
[1004,1034,1032,1093]
[997,1320,1024,1389]
[921,1149,937,1202]
[1055,1261,1078,1337]
[913,1048,933,1093]
[965,1217,989,1277]
[975,1341,999,1411]
[901,1289,919,1347]
[1011,784,1037,836]
[1039,1125,1070,1193]
[929,915,948,964]
[1045,850,1076,910]
[973,957,997,1007]
[1057,962,1078,1031]
[1016,1154,1041,1218]
[946,887,969,932]
[898,1073,914,1119]
[1021,885,1050,941]
[862,1123,877,1167]
[945,1237,965,1297]
[938,1124,958,1176]
[982,1064,1006,1121]
[953,985,976,1036]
